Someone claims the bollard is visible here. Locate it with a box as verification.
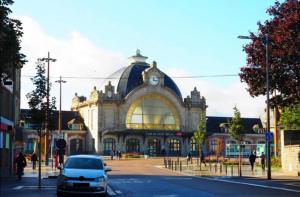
[172,160,174,170]
[164,158,166,168]
[215,163,217,173]
[231,165,233,176]
[200,162,202,171]
[187,158,188,166]
[220,164,222,174]
[177,157,179,164]
[209,162,212,171]
[180,161,182,171]
[225,164,227,175]
[175,161,177,171]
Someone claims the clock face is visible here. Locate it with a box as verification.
[107,90,112,97]
[149,75,159,85]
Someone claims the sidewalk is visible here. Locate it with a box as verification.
[23,161,59,178]
[163,157,300,181]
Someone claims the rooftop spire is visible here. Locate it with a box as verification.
[128,49,148,64]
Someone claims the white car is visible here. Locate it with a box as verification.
[57,155,111,197]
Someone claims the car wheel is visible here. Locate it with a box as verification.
[56,191,64,197]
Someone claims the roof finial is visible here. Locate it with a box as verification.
[136,49,141,55]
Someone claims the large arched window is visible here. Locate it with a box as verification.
[126,93,180,130]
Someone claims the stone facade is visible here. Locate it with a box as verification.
[71,51,207,156]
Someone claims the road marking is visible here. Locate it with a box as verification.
[165,177,192,180]
[157,165,300,193]
[107,185,117,196]
[13,185,56,190]
[115,190,122,194]
[13,186,24,190]
[195,176,300,193]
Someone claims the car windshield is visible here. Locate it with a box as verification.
[64,157,103,169]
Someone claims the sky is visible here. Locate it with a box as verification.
[10,0,277,118]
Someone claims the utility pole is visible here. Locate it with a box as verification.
[55,76,66,138]
[38,52,56,166]
[265,34,272,180]
[238,34,272,180]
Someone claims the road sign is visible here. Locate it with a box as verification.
[265,132,273,142]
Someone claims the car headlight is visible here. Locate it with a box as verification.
[96,177,104,182]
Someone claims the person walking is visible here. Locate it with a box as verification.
[15,152,27,180]
[110,149,114,160]
[260,152,265,172]
[31,152,37,170]
[249,151,257,172]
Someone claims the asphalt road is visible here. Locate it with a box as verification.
[106,158,300,197]
[1,158,299,197]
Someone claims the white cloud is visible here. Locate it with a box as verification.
[19,16,127,111]
[19,16,265,118]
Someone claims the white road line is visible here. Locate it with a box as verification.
[107,185,117,196]
[157,165,300,193]
[195,176,300,193]
[13,186,24,190]
[115,190,122,194]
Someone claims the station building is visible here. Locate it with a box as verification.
[71,50,207,156]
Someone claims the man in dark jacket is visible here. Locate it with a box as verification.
[15,152,27,180]
[31,152,37,170]
[249,151,257,172]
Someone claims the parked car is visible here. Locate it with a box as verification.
[57,154,111,197]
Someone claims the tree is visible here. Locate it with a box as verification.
[229,106,243,176]
[26,62,56,188]
[280,102,300,129]
[0,0,26,82]
[193,111,206,164]
[239,0,300,107]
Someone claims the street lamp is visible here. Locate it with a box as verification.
[55,76,67,137]
[238,34,271,180]
[38,52,56,166]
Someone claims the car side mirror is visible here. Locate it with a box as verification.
[105,166,112,172]
[104,163,107,166]
[57,166,63,170]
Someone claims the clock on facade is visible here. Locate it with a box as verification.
[149,75,159,85]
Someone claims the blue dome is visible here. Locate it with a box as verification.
[116,62,182,99]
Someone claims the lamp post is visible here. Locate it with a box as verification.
[38,52,56,166]
[55,76,66,138]
[238,35,271,180]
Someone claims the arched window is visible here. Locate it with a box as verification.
[169,139,181,156]
[126,94,180,130]
[126,138,140,153]
[103,138,116,155]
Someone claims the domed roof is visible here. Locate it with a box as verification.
[118,68,182,99]
[101,50,182,99]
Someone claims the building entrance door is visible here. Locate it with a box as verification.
[148,138,161,156]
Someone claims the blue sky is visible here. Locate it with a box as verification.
[11,0,277,117]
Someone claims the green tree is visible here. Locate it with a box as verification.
[239,0,300,107]
[193,111,206,164]
[0,0,26,82]
[280,102,300,129]
[229,106,243,176]
[26,62,56,187]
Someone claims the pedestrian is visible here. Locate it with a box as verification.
[249,151,257,172]
[187,152,192,162]
[110,149,114,160]
[15,152,27,180]
[119,151,122,159]
[260,152,265,172]
[31,151,37,170]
